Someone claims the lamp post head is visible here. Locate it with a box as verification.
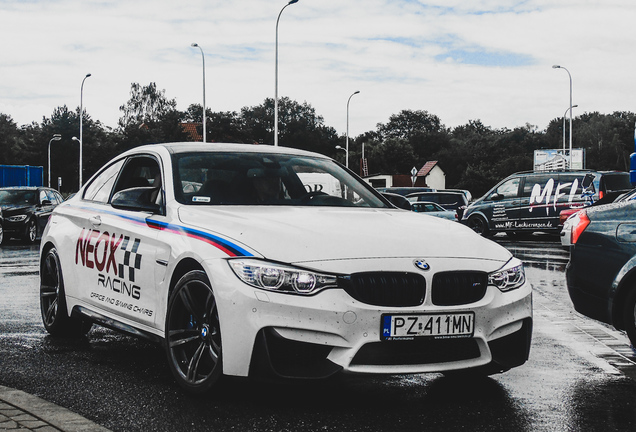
[288,0,299,4]
[85,73,92,78]
[354,90,360,95]
[52,134,61,141]
[552,65,561,69]
[335,145,345,151]
[191,43,199,47]
[72,136,80,143]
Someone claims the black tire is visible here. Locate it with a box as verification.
[24,219,37,243]
[467,215,489,236]
[623,287,636,348]
[40,247,92,337]
[165,270,223,393]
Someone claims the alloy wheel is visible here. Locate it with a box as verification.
[26,220,37,243]
[40,250,61,328]
[166,271,222,392]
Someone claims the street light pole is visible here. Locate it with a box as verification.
[553,65,573,167]
[79,73,91,189]
[274,0,299,147]
[48,134,62,188]
[191,43,206,142]
[335,145,348,166]
[345,90,360,169]
[562,104,578,160]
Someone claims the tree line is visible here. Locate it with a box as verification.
[1,82,634,197]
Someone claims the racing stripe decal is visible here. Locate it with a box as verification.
[70,205,253,257]
[145,219,252,257]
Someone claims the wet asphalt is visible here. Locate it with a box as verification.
[0,236,635,431]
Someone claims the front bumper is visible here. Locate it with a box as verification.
[2,219,27,237]
[207,258,533,379]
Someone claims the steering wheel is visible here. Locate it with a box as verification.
[299,191,328,203]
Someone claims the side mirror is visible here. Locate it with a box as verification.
[582,173,595,189]
[111,187,161,213]
[489,193,504,201]
[41,199,52,206]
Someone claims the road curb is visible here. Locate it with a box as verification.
[0,385,111,432]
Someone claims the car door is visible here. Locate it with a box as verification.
[73,154,168,328]
[36,189,57,234]
[485,176,521,231]
[518,173,577,230]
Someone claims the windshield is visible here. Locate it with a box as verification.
[0,190,37,205]
[172,152,388,208]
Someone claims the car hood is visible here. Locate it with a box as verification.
[0,204,33,214]
[177,206,511,265]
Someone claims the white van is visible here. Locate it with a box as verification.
[297,172,343,197]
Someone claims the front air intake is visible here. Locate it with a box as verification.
[431,271,488,306]
[339,272,426,307]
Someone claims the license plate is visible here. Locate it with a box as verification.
[381,313,475,340]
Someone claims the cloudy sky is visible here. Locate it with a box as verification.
[1,0,635,137]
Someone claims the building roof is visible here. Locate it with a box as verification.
[417,161,439,177]
[181,122,203,142]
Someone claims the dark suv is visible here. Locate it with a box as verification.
[0,187,64,244]
[462,170,632,236]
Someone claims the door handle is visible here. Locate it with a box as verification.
[89,215,102,227]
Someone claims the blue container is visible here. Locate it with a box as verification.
[0,165,44,187]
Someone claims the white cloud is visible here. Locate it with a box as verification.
[1,0,635,137]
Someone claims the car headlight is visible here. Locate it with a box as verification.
[229,259,338,295]
[7,215,27,223]
[488,258,525,292]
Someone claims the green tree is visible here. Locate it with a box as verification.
[118,82,177,128]
[376,109,450,164]
[240,97,339,154]
[367,137,417,175]
[34,105,117,192]
[118,83,187,149]
[0,114,21,165]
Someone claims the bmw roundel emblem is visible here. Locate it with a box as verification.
[413,259,430,271]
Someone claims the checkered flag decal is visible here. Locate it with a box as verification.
[118,236,142,282]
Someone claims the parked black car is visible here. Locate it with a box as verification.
[375,187,435,196]
[566,199,636,346]
[380,192,412,210]
[406,191,469,210]
[406,191,469,219]
[462,170,632,236]
[0,187,64,244]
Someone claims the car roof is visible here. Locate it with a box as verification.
[0,186,42,191]
[508,169,626,176]
[413,201,444,207]
[131,142,331,160]
[406,191,464,197]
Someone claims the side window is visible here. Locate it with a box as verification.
[558,174,584,196]
[521,175,553,197]
[494,178,520,199]
[112,156,162,194]
[53,191,64,204]
[83,159,125,203]
[112,155,163,208]
[45,190,60,204]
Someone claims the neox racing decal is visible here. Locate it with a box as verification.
[75,228,152,317]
